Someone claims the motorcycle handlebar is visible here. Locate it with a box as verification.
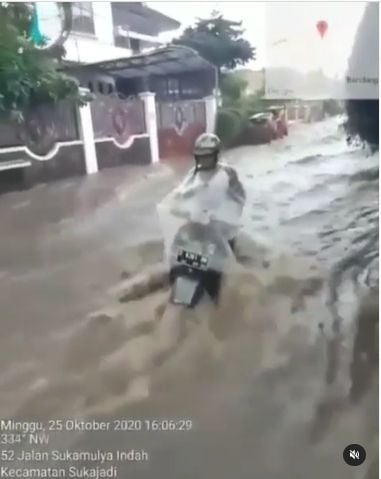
[170,208,216,224]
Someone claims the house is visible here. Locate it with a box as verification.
[35,2,180,64]
[0,3,217,192]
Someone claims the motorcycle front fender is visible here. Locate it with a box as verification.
[171,275,203,308]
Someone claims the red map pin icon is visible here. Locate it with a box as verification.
[316,20,328,39]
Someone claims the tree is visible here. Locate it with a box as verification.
[0,2,86,120]
[172,11,255,75]
[345,3,378,149]
[322,99,344,117]
[220,74,248,104]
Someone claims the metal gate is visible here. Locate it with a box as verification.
[156,100,206,160]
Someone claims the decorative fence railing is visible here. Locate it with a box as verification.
[0,90,215,186]
[156,99,207,159]
[91,93,146,146]
[0,102,80,159]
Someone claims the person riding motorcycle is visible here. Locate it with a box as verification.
[173,133,246,251]
[187,133,246,201]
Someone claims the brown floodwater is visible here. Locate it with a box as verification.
[0,119,378,479]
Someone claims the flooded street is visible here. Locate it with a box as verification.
[0,118,378,478]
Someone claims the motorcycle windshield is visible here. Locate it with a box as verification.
[157,167,243,266]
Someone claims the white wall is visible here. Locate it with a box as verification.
[65,2,132,63]
[64,36,132,64]
[35,1,160,64]
[93,2,113,46]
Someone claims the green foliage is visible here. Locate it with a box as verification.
[172,11,255,73]
[220,74,248,103]
[217,72,268,146]
[216,108,245,147]
[344,3,378,150]
[345,100,379,150]
[0,3,85,119]
[220,74,266,116]
[225,107,247,132]
[220,70,260,105]
[240,90,268,116]
[322,100,344,117]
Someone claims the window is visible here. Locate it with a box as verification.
[180,75,205,99]
[114,35,130,49]
[114,36,141,54]
[167,78,180,98]
[97,82,104,95]
[72,2,95,34]
[153,77,182,101]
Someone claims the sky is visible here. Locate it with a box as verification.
[148,1,368,76]
[148,1,266,68]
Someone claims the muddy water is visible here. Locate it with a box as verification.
[0,118,378,478]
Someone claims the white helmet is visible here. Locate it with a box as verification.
[193,133,221,170]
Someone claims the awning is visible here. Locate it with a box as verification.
[66,45,216,80]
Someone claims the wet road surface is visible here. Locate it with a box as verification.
[0,118,378,478]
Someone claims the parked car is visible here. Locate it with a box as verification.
[248,112,278,144]
[267,106,288,137]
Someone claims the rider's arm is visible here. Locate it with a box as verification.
[173,168,197,199]
[182,167,197,186]
[225,167,246,203]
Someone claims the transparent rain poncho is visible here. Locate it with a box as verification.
[157,166,245,264]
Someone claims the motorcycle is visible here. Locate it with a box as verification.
[157,168,244,310]
[150,170,246,363]
[167,210,234,308]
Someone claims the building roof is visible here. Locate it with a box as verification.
[67,45,216,80]
[111,2,180,36]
